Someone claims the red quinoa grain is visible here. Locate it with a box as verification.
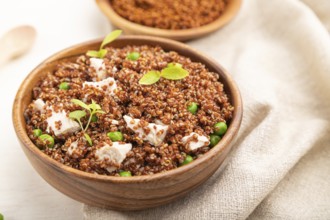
[25,45,233,176]
[110,0,228,30]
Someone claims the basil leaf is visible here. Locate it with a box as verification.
[161,66,189,80]
[89,100,102,111]
[139,71,161,85]
[100,30,122,49]
[86,49,107,58]
[69,110,86,120]
[86,50,100,58]
[71,99,90,110]
[167,62,182,68]
[84,133,93,146]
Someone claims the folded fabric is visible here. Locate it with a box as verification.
[84,0,330,219]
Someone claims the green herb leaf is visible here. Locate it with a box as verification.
[86,50,100,58]
[139,71,161,85]
[71,99,90,111]
[86,49,107,59]
[69,110,86,120]
[167,62,182,68]
[95,110,106,114]
[161,66,189,80]
[84,133,93,146]
[70,99,105,132]
[100,30,122,49]
[97,49,107,58]
[88,100,102,111]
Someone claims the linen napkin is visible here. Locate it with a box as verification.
[84,0,330,219]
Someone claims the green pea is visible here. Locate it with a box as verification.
[126,52,140,61]
[107,131,123,142]
[119,171,132,177]
[33,129,42,137]
[181,155,193,166]
[187,102,198,114]
[91,115,98,122]
[59,82,70,90]
[0,213,3,220]
[39,134,55,148]
[214,122,227,136]
[210,134,221,147]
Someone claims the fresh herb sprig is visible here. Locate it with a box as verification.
[86,30,122,59]
[69,99,105,145]
[139,63,189,85]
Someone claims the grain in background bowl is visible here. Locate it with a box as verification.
[96,0,242,41]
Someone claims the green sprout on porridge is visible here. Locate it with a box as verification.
[86,30,122,59]
[139,63,189,85]
[25,30,233,176]
[69,99,105,146]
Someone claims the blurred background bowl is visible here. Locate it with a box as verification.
[96,0,242,41]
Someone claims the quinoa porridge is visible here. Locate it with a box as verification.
[25,42,234,176]
[110,0,228,30]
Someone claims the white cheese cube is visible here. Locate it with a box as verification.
[67,141,78,156]
[182,132,210,151]
[83,77,117,96]
[46,110,80,136]
[112,66,118,73]
[33,99,46,113]
[95,142,132,172]
[124,115,168,146]
[111,120,119,125]
[90,58,106,80]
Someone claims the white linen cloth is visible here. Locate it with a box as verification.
[84,0,330,219]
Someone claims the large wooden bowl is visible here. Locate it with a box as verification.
[12,36,243,210]
[96,0,242,41]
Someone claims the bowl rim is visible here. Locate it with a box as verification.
[96,0,242,39]
[12,35,243,183]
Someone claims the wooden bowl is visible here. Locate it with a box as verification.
[12,36,243,210]
[96,0,242,41]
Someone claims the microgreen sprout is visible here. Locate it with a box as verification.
[69,99,105,146]
[86,30,122,59]
[84,133,93,146]
[139,62,189,85]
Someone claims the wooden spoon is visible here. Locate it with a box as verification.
[0,25,36,67]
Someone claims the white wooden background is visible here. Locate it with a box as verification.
[0,1,111,219]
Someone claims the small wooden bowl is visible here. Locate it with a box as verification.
[96,0,242,41]
[12,36,243,210]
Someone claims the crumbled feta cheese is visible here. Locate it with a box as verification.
[83,77,117,95]
[46,110,80,136]
[95,142,132,172]
[123,115,168,146]
[182,132,209,151]
[154,119,166,126]
[111,120,119,125]
[90,58,106,80]
[33,99,46,112]
[112,66,118,73]
[67,141,78,156]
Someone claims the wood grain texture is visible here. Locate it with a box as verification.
[12,36,243,210]
[95,0,242,41]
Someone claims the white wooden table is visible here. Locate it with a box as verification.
[0,1,111,219]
